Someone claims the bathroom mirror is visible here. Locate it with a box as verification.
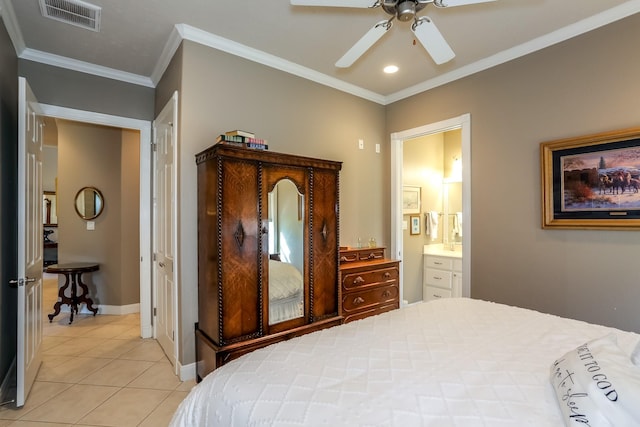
[74,186,104,220]
[267,178,304,325]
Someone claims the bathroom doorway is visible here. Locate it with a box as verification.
[390,114,471,305]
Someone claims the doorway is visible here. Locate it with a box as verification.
[390,114,471,305]
[39,103,153,338]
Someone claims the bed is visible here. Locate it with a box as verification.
[171,298,640,426]
[268,259,304,324]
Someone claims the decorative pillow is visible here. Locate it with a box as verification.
[550,334,640,427]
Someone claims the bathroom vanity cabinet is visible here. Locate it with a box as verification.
[423,250,462,301]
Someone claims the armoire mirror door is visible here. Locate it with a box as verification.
[262,167,308,333]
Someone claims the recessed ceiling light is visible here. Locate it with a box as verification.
[383,65,399,74]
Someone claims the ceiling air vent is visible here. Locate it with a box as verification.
[39,0,101,32]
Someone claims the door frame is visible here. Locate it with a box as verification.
[39,104,153,337]
[390,113,472,304]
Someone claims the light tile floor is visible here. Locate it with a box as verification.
[0,276,194,426]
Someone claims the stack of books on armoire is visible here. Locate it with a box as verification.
[216,130,268,150]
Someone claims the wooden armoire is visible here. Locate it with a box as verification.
[195,144,343,381]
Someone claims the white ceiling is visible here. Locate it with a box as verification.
[5,0,640,104]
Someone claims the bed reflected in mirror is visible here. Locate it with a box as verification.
[268,178,304,325]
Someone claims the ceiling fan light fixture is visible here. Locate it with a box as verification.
[396,1,416,21]
[383,65,399,74]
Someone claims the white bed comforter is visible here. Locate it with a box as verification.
[171,298,640,427]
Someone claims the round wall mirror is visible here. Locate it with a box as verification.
[74,187,104,220]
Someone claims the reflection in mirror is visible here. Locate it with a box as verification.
[268,179,304,325]
[75,187,104,220]
[43,191,57,226]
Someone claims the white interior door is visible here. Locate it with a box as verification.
[15,77,44,407]
[153,92,178,369]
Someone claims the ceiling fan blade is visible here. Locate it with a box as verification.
[434,0,496,7]
[291,0,376,7]
[411,17,455,65]
[336,20,391,68]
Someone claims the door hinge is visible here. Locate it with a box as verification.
[153,307,157,317]
[153,253,157,262]
[172,331,175,340]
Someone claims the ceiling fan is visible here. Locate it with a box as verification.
[291,0,496,68]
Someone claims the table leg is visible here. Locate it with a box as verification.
[48,273,71,323]
[69,273,78,324]
[76,272,98,316]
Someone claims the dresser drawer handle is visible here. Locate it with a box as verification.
[341,255,357,262]
[433,261,443,265]
[382,290,391,298]
[433,276,442,280]
[353,276,365,285]
[353,296,365,305]
[432,294,442,298]
[383,272,391,279]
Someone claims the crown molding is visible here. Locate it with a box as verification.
[150,24,183,86]
[19,48,154,87]
[385,0,640,104]
[170,24,386,105]
[0,0,26,55]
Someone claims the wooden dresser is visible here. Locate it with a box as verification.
[195,144,343,381]
[339,247,400,323]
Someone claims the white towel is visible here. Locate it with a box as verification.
[453,212,463,237]
[428,211,439,241]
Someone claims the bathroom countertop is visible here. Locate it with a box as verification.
[423,244,462,258]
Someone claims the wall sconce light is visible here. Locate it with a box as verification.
[445,157,462,183]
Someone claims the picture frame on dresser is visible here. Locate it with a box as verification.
[403,185,421,214]
[410,215,420,235]
[541,127,640,229]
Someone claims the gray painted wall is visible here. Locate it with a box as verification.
[156,40,388,363]
[18,60,155,121]
[4,9,638,372]
[0,15,18,388]
[56,120,140,307]
[387,12,640,333]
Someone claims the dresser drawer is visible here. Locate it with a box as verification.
[341,266,398,291]
[339,247,386,264]
[424,285,452,301]
[357,248,385,261]
[342,302,398,323]
[425,256,453,270]
[342,284,399,313]
[424,268,452,289]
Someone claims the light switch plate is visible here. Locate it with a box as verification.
[87,221,95,230]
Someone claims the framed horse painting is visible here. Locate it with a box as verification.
[541,127,640,229]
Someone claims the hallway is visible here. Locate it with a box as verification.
[0,276,193,426]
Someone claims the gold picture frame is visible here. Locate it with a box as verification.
[410,215,420,235]
[541,127,640,229]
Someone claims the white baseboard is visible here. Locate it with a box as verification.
[178,361,196,382]
[57,303,140,316]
